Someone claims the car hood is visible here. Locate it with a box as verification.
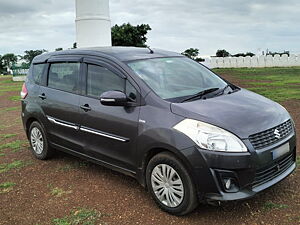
[171,89,290,139]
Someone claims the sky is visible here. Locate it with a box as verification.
[0,0,300,57]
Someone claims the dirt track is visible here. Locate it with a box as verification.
[0,75,299,225]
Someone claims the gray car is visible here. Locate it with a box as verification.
[21,47,297,215]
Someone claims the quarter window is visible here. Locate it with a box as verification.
[126,81,137,102]
[87,64,125,98]
[48,63,80,94]
[32,64,45,84]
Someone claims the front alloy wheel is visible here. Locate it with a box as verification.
[151,164,184,208]
[146,152,198,215]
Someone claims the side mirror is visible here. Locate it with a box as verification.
[100,91,128,106]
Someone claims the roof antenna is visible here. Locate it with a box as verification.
[147,47,154,54]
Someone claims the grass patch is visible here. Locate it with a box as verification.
[214,67,300,102]
[246,87,300,102]
[52,208,105,225]
[0,133,17,139]
[0,118,22,130]
[0,124,8,129]
[0,140,28,152]
[0,160,32,173]
[9,95,21,101]
[214,67,300,77]
[0,153,5,157]
[263,201,289,210]
[5,106,19,111]
[0,85,22,92]
[0,106,20,112]
[0,182,16,194]
[0,79,14,84]
[50,187,73,198]
[0,123,16,130]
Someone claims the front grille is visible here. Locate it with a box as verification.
[249,120,293,150]
[253,153,294,187]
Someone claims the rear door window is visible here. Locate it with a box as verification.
[48,63,80,94]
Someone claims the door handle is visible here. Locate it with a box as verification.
[80,104,91,112]
[38,93,46,100]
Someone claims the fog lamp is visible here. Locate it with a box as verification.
[222,177,239,193]
[224,178,232,190]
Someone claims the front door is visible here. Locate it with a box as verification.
[79,59,140,172]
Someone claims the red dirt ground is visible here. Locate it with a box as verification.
[0,75,299,225]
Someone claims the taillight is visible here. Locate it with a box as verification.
[21,83,28,99]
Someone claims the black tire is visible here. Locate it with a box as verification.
[28,121,53,160]
[146,152,198,216]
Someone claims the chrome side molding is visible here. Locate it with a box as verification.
[46,116,129,142]
[47,116,78,130]
[80,127,128,142]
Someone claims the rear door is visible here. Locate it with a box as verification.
[78,58,141,172]
[39,56,84,153]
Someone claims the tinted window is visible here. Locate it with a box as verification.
[32,64,45,84]
[48,63,80,94]
[87,64,125,98]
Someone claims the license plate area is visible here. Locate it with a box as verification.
[272,142,290,160]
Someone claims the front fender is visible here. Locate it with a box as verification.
[135,127,201,187]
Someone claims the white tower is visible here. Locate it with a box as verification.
[75,0,112,48]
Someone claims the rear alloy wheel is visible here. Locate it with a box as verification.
[30,127,44,155]
[29,121,53,160]
[146,152,198,215]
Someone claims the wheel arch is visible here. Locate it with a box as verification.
[25,117,44,138]
[137,146,196,190]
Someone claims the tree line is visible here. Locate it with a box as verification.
[0,50,47,74]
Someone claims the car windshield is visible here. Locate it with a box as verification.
[127,57,228,102]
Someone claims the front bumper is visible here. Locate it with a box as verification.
[206,160,296,201]
[181,131,297,202]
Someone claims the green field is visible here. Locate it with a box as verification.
[214,67,300,102]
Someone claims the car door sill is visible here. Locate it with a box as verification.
[51,142,136,176]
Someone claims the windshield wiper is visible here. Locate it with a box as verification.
[218,84,231,95]
[216,84,238,97]
[181,88,220,103]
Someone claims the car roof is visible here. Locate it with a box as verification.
[33,47,183,64]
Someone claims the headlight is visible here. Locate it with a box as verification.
[173,119,247,152]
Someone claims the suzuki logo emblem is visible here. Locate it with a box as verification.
[277,165,280,171]
[274,129,281,139]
